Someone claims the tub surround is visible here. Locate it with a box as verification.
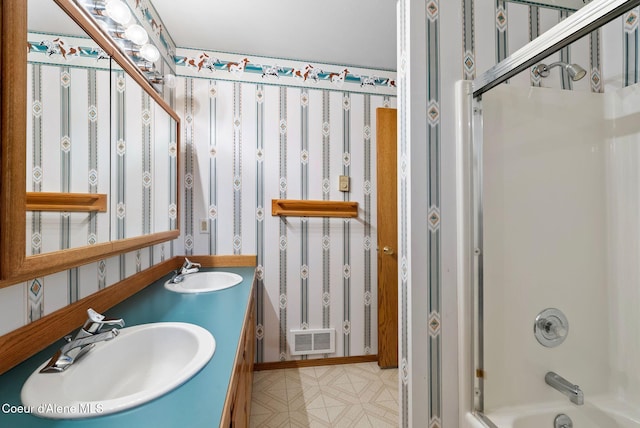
[0,264,255,427]
[482,85,608,409]
[458,80,640,425]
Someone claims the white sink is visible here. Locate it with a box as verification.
[21,322,215,419]
[165,271,243,293]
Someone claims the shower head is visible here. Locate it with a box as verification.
[533,61,587,82]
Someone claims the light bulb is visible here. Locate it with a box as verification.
[124,24,148,45]
[163,74,176,89]
[139,44,160,62]
[105,0,131,26]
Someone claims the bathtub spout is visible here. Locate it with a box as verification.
[545,371,584,405]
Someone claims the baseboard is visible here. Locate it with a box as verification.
[254,355,378,371]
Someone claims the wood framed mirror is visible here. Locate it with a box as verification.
[0,0,180,287]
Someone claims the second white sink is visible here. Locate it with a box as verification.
[165,271,243,293]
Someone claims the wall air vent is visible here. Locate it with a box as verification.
[289,328,335,356]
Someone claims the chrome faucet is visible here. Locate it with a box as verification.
[169,257,201,283]
[180,257,201,274]
[545,371,584,405]
[40,308,124,373]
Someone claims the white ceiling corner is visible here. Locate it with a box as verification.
[149,0,397,71]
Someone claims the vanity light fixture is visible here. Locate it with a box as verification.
[104,0,131,26]
[139,44,160,62]
[126,47,159,66]
[112,24,149,49]
[123,24,149,46]
[150,73,177,89]
[76,0,168,93]
[137,63,157,73]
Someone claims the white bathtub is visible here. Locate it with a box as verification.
[465,397,640,428]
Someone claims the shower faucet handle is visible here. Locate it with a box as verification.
[538,317,566,338]
[534,308,569,348]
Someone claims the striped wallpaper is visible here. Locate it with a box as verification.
[174,73,395,362]
[624,7,640,87]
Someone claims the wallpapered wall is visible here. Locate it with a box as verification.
[172,50,396,361]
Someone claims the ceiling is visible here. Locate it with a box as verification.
[148,0,397,71]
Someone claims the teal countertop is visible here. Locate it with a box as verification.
[0,266,255,428]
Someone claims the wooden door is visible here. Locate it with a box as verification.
[376,108,398,368]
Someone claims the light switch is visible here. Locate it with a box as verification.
[199,219,209,234]
[339,175,350,192]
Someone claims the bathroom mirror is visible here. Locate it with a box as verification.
[26,0,114,254]
[0,0,180,286]
[507,0,592,11]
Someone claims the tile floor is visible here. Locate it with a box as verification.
[250,362,399,427]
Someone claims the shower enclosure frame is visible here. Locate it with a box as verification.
[458,0,640,426]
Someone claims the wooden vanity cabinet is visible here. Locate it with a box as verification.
[221,277,256,427]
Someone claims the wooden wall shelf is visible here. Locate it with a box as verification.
[26,192,107,212]
[271,199,358,218]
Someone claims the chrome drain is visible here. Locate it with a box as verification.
[554,413,573,428]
